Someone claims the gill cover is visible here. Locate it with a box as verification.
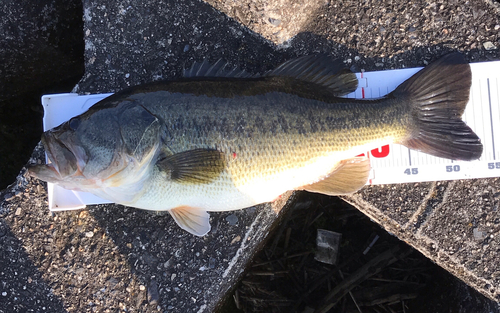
[30,100,163,204]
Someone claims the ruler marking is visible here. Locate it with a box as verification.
[487,78,496,160]
[401,145,405,167]
[479,79,489,161]
[471,82,481,161]
[497,78,500,160]
[401,145,406,167]
[408,149,412,166]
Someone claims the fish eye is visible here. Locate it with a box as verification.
[69,117,81,130]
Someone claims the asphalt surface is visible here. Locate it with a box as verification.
[1,0,500,312]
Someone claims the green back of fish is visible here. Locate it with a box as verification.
[125,77,408,186]
[80,52,481,190]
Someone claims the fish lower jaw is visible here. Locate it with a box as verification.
[28,164,63,182]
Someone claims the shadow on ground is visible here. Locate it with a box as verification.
[0,0,84,190]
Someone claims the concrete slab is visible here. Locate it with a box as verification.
[344,178,500,302]
[1,161,292,312]
[1,0,500,312]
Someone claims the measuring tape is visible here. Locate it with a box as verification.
[345,60,500,184]
[41,59,500,210]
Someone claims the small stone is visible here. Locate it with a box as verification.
[495,25,500,30]
[15,207,22,215]
[2,292,6,296]
[225,214,238,226]
[139,285,145,291]
[107,277,119,289]
[183,45,190,52]
[231,235,241,244]
[3,193,14,202]
[354,56,360,62]
[164,258,172,268]
[148,279,159,305]
[268,18,281,27]
[473,228,486,240]
[85,231,94,238]
[483,41,497,51]
[209,257,216,269]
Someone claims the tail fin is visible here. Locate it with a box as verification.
[394,52,483,161]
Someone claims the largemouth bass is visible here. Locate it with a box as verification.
[29,53,482,236]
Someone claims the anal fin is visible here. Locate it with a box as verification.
[301,156,371,196]
[169,206,211,236]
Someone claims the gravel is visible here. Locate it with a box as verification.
[1,0,499,311]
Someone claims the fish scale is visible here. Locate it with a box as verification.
[29,53,481,236]
[145,90,404,187]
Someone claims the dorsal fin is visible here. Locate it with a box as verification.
[184,55,358,96]
[265,54,358,96]
[183,59,255,78]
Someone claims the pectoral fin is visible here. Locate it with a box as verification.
[301,156,371,196]
[169,206,211,236]
[157,148,225,184]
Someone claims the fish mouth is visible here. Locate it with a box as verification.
[28,130,86,182]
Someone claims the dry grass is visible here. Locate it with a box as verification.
[231,193,431,313]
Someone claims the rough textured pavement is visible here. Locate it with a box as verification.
[1,0,500,312]
[344,178,500,302]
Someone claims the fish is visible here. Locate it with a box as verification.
[29,53,482,236]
